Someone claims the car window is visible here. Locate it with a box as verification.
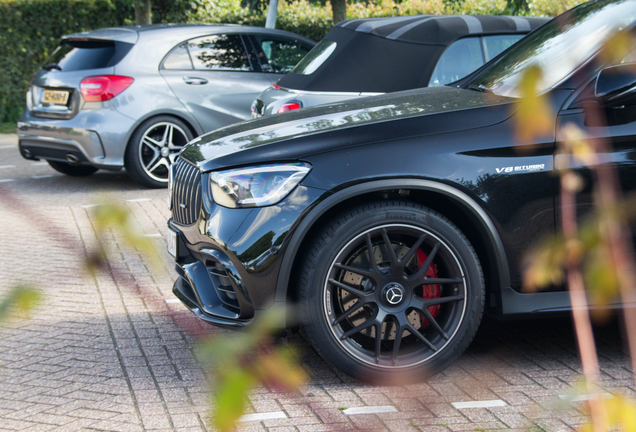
[187,34,252,72]
[292,40,337,75]
[45,40,133,72]
[162,43,193,70]
[429,37,485,86]
[482,35,523,61]
[253,35,312,73]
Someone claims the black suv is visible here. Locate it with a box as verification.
[168,0,636,381]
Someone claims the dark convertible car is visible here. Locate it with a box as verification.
[168,0,636,380]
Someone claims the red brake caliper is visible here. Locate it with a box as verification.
[416,249,441,328]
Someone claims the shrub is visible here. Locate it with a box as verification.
[526,0,586,16]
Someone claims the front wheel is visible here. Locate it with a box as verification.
[298,201,484,383]
[125,116,194,188]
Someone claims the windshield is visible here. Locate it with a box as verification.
[471,0,636,97]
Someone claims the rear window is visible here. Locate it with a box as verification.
[291,40,337,75]
[44,40,133,72]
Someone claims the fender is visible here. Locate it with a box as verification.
[274,178,511,303]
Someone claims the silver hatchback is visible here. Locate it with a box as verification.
[17,24,314,187]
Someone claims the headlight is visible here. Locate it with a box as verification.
[209,162,311,208]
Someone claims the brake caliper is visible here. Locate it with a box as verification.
[416,249,441,328]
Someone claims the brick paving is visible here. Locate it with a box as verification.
[0,133,634,431]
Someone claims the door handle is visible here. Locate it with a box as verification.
[183,76,208,85]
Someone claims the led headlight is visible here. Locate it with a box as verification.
[209,162,311,208]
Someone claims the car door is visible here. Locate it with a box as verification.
[246,34,314,84]
[160,34,273,133]
[556,60,636,240]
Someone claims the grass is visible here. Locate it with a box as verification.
[0,123,17,134]
[338,406,347,411]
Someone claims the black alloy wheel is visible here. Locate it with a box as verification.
[299,201,484,382]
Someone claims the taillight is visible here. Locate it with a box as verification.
[272,84,281,90]
[80,75,134,102]
[277,102,302,113]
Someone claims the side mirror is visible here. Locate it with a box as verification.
[595,64,636,106]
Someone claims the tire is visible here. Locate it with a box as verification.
[47,160,98,177]
[125,116,194,188]
[298,201,484,383]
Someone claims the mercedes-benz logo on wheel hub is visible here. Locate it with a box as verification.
[384,284,404,305]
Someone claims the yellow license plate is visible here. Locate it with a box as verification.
[42,89,69,105]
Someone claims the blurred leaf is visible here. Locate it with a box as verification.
[213,367,254,432]
[199,306,306,431]
[597,30,635,66]
[253,346,307,392]
[513,64,554,143]
[90,203,162,270]
[523,235,568,291]
[559,123,597,167]
[584,246,620,306]
[0,285,42,324]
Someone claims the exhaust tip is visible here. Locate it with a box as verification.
[22,148,33,159]
[66,153,80,164]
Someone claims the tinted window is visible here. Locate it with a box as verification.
[253,36,312,73]
[292,40,337,75]
[187,35,251,71]
[163,43,193,70]
[483,35,523,61]
[429,38,484,86]
[45,40,132,72]
[472,1,636,97]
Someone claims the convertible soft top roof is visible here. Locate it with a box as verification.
[276,15,548,93]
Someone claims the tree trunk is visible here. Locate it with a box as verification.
[135,0,152,25]
[330,0,346,24]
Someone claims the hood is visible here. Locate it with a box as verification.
[180,86,514,172]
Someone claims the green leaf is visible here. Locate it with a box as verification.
[213,367,254,432]
[0,285,42,324]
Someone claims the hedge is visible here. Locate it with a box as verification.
[0,0,581,123]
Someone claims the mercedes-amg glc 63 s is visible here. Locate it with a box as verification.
[168,0,636,380]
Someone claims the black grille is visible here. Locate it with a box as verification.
[171,159,201,225]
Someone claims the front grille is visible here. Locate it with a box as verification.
[171,158,201,225]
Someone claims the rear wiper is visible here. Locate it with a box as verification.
[43,63,62,71]
[467,84,493,94]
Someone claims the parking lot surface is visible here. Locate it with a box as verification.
[0,133,634,432]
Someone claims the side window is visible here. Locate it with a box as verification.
[482,35,524,61]
[187,34,252,71]
[253,36,313,73]
[429,37,485,87]
[162,43,193,70]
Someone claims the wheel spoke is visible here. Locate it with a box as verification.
[407,323,437,352]
[399,234,427,266]
[328,278,371,299]
[423,277,463,285]
[332,300,363,325]
[374,322,383,363]
[391,320,403,365]
[381,229,398,267]
[334,263,373,278]
[426,295,464,306]
[340,317,376,340]
[147,157,168,174]
[144,151,161,171]
[162,124,172,146]
[365,233,380,273]
[421,308,449,340]
[142,135,162,150]
[409,243,440,281]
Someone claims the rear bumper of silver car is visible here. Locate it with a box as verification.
[17,109,135,170]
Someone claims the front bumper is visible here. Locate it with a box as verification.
[17,108,136,170]
[168,182,323,328]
